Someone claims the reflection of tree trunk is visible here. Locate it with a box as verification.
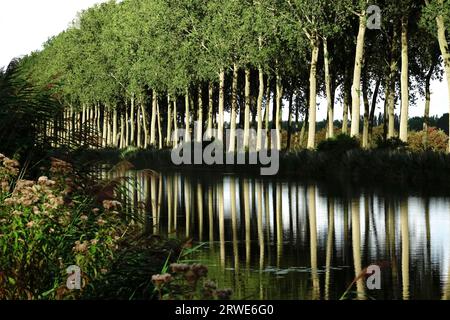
[400,199,410,300]
[231,178,240,293]
[264,184,271,245]
[218,181,225,268]
[151,176,158,235]
[197,183,204,242]
[276,183,283,268]
[387,198,398,298]
[352,198,366,300]
[244,179,251,266]
[184,177,191,238]
[257,181,265,270]
[308,185,320,300]
[325,198,335,300]
[168,176,173,237]
[173,175,178,234]
[208,185,214,244]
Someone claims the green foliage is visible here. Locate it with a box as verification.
[0,156,128,299]
[0,64,62,156]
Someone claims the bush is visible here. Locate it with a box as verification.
[375,137,408,150]
[0,155,125,299]
[408,128,449,153]
[317,134,360,155]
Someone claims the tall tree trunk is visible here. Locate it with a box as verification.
[307,35,320,149]
[265,79,271,149]
[151,91,158,146]
[167,95,173,147]
[351,13,367,138]
[287,93,294,151]
[196,84,203,143]
[130,94,136,146]
[275,70,283,151]
[120,113,125,149]
[342,77,350,135]
[113,108,118,147]
[431,0,450,152]
[218,70,225,144]
[383,84,389,141]
[423,62,437,148]
[185,88,191,143]
[137,103,142,148]
[207,82,214,139]
[102,107,108,148]
[157,99,163,149]
[125,102,130,147]
[362,75,370,149]
[141,103,149,148]
[173,99,178,146]
[399,17,409,143]
[257,68,264,151]
[229,64,239,153]
[244,68,251,150]
[324,37,334,139]
[369,78,381,141]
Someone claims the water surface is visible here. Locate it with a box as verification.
[113,170,450,300]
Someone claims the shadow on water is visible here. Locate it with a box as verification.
[104,168,450,300]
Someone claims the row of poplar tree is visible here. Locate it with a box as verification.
[17,0,450,151]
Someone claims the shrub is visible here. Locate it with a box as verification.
[317,134,361,154]
[408,128,449,153]
[0,155,125,299]
[375,137,408,151]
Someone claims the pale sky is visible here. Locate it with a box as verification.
[0,0,448,121]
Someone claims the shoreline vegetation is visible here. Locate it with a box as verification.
[0,153,231,300]
[50,134,450,195]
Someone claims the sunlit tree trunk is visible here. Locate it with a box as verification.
[120,113,125,149]
[342,83,350,135]
[130,94,136,146]
[399,17,409,143]
[167,94,173,147]
[196,84,203,143]
[244,68,251,150]
[324,37,334,139]
[256,68,264,151]
[157,99,163,149]
[433,0,450,152]
[112,108,118,147]
[150,91,157,146]
[307,36,320,149]
[275,71,283,151]
[207,83,214,139]
[185,88,191,143]
[229,64,239,153]
[351,14,367,138]
[218,70,225,144]
[362,74,370,149]
[136,103,142,148]
[265,79,271,149]
[141,103,149,148]
[173,99,178,146]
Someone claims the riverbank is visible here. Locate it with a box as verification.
[50,145,450,195]
[0,153,184,300]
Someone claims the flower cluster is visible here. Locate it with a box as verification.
[0,154,19,183]
[3,177,64,209]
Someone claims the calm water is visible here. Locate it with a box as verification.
[111,170,450,300]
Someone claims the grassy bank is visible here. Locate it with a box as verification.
[52,141,450,194]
